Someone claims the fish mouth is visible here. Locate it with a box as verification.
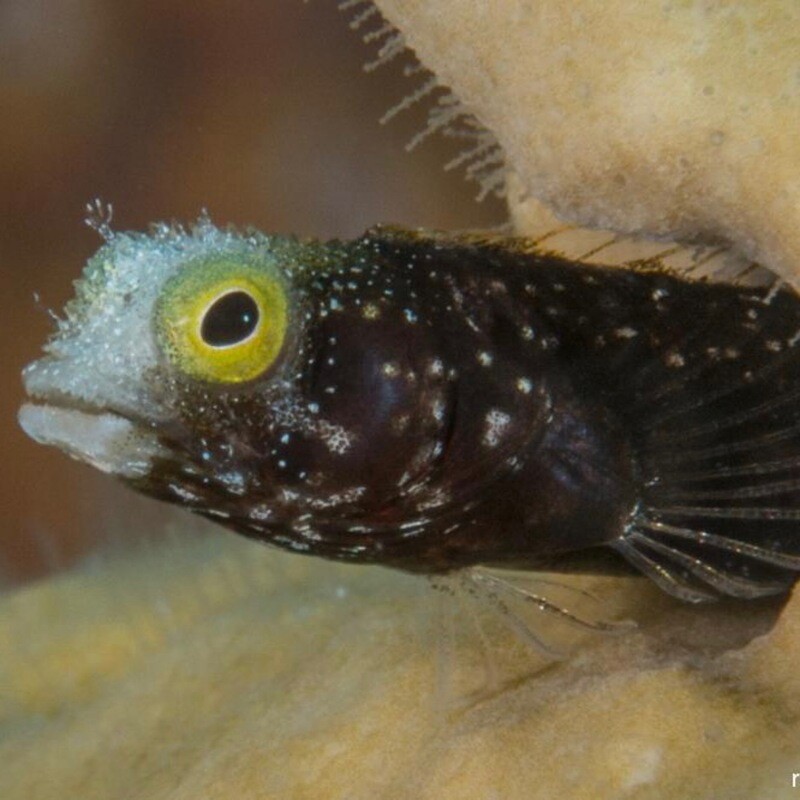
[19,389,168,480]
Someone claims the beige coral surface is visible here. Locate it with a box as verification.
[2,530,800,800]
[376,0,800,284]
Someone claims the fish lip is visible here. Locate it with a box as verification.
[18,400,168,479]
[19,365,168,479]
[21,357,157,433]
[19,391,150,435]
[19,393,143,433]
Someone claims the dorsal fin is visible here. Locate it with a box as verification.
[505,190,779,287]
[522,226,774,288]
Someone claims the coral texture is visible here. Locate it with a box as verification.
[377,0,800,284]
[2,532,800,799]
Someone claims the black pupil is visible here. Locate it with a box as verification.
[200,291,260,347]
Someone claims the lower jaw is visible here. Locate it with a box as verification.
[18,403,166,479]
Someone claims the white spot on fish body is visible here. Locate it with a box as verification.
[665,350,685,368]
[428,358,444,376]
[280,488,300,503]
[484,409,512,447]
[249,505,273,521]
[516,377,533,394]
[325,427,352,455]
[615,327,638,339]
[219,471,246,494]
[169,484,202,503]
[392,413,410,433]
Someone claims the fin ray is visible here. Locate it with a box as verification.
[653,420,800,465]
[610,538,717,603]
[656,454,800,483]
[627,529,789,598]
[471,570,632,633]
[652,476,800,502]
[652,504,800,522]
[656,383,800,442]
[639,518,800,570]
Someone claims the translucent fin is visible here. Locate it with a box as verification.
[653,505,800,522]
[658,454,800,484]
[654,477,800,503]
[520,225,772,287]
[467,579,566,660]
[656,420,800,466]
[660,384,800,443]
[610,537,717,603]
[639,518,800,572]
[456,568,638,662]
[470,569,634,634]
[425,570,623,702]
[625,529,789,599]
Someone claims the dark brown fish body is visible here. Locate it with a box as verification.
[20,222,800,602]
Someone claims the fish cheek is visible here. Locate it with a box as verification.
[303,312,451,494]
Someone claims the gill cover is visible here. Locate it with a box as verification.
[155,256,289,384]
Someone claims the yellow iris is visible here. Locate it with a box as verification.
[155,257,289,384]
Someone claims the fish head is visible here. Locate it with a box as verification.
[20,219,315,497]
[18,220,488,560]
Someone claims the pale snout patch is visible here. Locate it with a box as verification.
[19,404,167,479]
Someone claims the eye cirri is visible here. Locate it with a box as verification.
[155,258,289,384]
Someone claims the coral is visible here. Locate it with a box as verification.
[2,531,800,799]
[376,0,800,284]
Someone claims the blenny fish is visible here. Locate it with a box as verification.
[19,216,800,605]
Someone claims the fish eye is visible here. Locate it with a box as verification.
[200,290,260,348]
[155,258,288,384]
